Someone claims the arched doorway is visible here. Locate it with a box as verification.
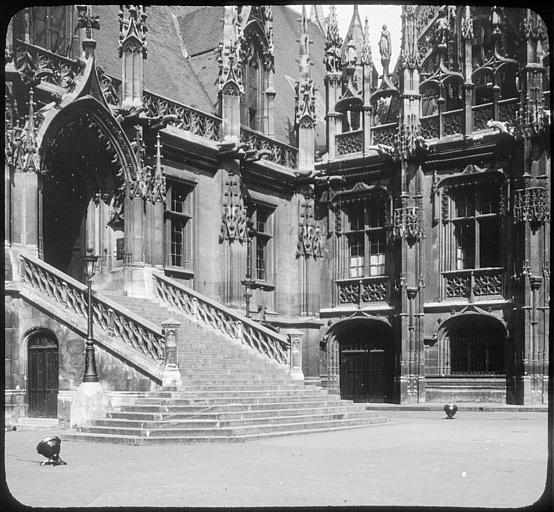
[27,330,59,418]
[39,102,129,281]
[328,316,395,403]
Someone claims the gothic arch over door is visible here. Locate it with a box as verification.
[327,317,395,403]
[27,330,59,418]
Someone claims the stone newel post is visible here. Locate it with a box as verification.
[162,319,182,388]
[287,329,305,381]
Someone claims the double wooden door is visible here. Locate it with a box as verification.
[340,344,393,402]
[28,332,59,417]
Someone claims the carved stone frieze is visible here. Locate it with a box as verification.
[392,205,424,242]
[297,194,323,259]
[220,173,247,243]
[513,187,550,225]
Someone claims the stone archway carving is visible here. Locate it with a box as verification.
[434,311,508,375]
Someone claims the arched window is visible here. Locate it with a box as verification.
[448,319,505,375]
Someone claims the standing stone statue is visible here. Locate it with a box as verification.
[379,24,391,76]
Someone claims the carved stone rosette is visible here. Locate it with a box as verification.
[220,174,247,243]
[513,187,550,225]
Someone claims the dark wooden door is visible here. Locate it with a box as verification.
[28,333,58,417]
[340,345,392,402]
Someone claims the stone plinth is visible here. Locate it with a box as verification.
[70,382,111,429]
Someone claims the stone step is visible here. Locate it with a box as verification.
[92,410,380,430]
[75,416,389,439]
[63,421,390,445]
[120,398,348,413]
[107,404,371,422]
[139,388,327,399]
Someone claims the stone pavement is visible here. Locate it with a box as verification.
[4,410,550,508]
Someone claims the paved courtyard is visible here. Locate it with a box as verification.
[4,411,549,508]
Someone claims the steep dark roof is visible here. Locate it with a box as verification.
[177,6,224,57]
[91,5,327,147]
[272,5,326,147]
[93,5,214,112]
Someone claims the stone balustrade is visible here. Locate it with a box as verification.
[336,276,389,305]
[153,273,291,367]
[19,255,165,363]
[443,267,504,300]
[240,126,298,169]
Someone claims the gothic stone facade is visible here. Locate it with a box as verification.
[4,5,550,421]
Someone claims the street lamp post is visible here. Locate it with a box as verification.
[82,247,99,383]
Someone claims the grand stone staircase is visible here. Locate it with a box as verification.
[15,254,388,444]
[63,293,389,444]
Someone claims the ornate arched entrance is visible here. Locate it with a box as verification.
[27,329,59,418]
[436,313,507,376]
[327,315,395,403]
[39,99,132,281]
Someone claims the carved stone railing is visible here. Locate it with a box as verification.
[472,103,495,130]
[142,91,222,141]
[13,40,85,92]
[336,130,362,156]
[442,109,464,136]
[19,255,165,363]
[443,268,504,300]
[371,122,397,146]
[336,276,389,306]
[153,273,290,367]
[498,98,519,123]
[420,114,440,139]
[240,126,298,169]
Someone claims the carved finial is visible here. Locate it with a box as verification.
[217,5,244,95]
[118,5,148,59]
[295,4,316,130]
[360,17,372,66]
[400,4,419,70]
[151,132,166,203]
[21,88,40,173]
[324,5,342,74]
[76,5,100,41]
[461,6,474,41]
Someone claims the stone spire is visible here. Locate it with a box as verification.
[217,6,244,141]
[150,132,166,203]
[118,5,148,108]
[295,5,316,173]
[76,5,100,59]
[309,5,327,36]
[20,88,40,173]
[341,5,363,64]
[360,17,373,67]
[324,5,342,75]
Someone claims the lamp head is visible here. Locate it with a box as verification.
[83,247,99,280]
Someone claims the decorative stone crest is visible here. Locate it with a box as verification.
[220,173,247,243]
